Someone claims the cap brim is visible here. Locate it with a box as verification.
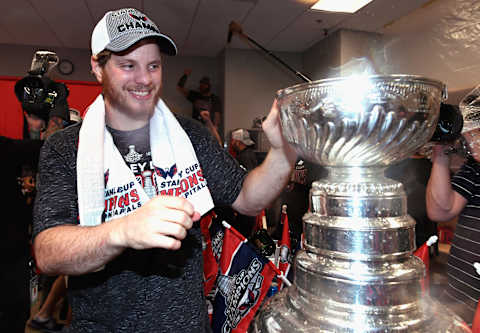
[106,32,177,56]
[243,139,255,146]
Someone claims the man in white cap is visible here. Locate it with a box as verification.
[231,128,258,171]
[32,7,296,332]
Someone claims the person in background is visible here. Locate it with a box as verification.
[0,72,69,332]
[426,130,480,326]
[32,7,296,332]
[231,128,258,172]
[200,109,222,146]
[225,128,259,238]
[269,159,309,250]
[27,275,68,331]
[177,69,222,132]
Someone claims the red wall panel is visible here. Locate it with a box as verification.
[0,76,102,139]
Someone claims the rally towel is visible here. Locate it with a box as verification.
[77,94,214,226]
[211,222,280,333]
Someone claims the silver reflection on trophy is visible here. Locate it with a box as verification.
[249,75,470,332]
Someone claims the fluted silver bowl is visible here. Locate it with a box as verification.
[277,75,447,167]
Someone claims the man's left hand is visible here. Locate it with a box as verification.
[262,100,296,160]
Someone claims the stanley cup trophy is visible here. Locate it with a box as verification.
[250,75,471,332]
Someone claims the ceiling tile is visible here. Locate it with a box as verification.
[268,9,348,51]
[241,0,312,47]
[30,0,93,49]
[86,0,144,22]
[0,0,60,47]
[341,0,433,32]
[181,0,254,56]
[145,0,199,53]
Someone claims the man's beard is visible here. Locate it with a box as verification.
[102,74,161,121]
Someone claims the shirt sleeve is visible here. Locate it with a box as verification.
[451,158,480,201]
[32,132,79,239]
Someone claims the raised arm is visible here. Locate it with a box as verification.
[232,100,297,216]
[426,145,467,222]
[200,110,222,146]
[176,69,192,97]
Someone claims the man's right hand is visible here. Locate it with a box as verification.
[112,196,201,251]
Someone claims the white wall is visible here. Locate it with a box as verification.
[303,30,341,81]
[339,30,385,76]
[223,47,303,136]
[303,29,386,81]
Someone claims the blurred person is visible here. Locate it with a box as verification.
[229,129,259,238]
[200,109,222,146]
[32,7,296,333]
[27,275,68,332]
[230,128,258,172]
[269,159,309,250]
[0,71,69,332]
[177,69,222,131]
[426,129,480,326]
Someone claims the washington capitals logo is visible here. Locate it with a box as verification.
[154,164,178,179]
[217,258,263,331]
[129,13,148,22]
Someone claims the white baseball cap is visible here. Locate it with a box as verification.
[232,129,255,146]
[91,8,177,56]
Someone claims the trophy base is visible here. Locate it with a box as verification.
[249,284,470,332]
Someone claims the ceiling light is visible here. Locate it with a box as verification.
[310,0,374,13]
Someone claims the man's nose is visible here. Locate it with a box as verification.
[134,67,153,86]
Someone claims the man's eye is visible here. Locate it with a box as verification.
[121,64,134,70]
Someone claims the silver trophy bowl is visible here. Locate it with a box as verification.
[249,75,471,332]
[278,75,445,166]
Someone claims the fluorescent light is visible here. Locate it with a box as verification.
[310,0,374,13]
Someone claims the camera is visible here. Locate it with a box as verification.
[14,50,69,122]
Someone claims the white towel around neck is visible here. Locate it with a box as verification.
[77,94,214,226]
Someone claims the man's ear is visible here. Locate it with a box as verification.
[90,56,103,83]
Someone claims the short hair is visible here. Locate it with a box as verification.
[93,49,112,67]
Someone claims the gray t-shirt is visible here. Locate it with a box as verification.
[33,114,247,332]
